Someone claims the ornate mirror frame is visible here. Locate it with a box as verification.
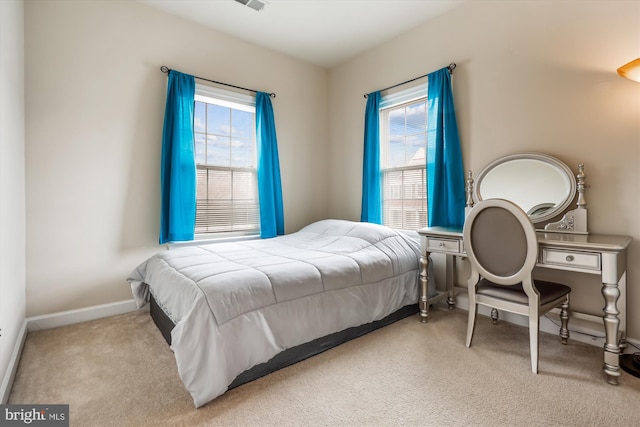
[465,152,589,234]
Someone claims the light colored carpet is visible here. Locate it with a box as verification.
[9,306,640,426]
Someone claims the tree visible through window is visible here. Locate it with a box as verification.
[381,98,428,230]
[193,87,260,236]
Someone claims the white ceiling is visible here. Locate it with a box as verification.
[140,0,466,68]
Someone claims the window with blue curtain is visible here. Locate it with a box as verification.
[159,72,284,243]
[361,66,464,230]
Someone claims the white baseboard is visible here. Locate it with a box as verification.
[1,319,27,404]
[27,299,139,332]
[2,300,140,403]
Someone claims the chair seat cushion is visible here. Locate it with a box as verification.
[477,279,571,305]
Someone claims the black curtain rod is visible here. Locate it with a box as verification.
[160,66,276,99]
[363,62,456,99]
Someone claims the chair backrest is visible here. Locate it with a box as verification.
[463,199,538,286]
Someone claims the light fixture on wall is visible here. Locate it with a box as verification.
[616,58,640,82]
[234,0,269,12]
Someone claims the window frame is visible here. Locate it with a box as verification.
[192,84,261,240]
[379,83,429,231]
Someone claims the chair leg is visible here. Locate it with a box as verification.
[528,314,539,374]
[559,295,570,345]
[466,305,478,348]
[491,308,499,325]
[466,274,479,348]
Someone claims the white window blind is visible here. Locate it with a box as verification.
[380,82,429,230]
[379,81,427,109]
[193,84,260,236]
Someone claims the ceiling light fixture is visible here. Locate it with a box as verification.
[234,0,269,12]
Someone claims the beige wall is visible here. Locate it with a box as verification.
[23,0,640,343]
[328,1,640,339]
[24,0,329,316]
[0,0,26,400]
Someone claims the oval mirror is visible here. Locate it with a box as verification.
[473,153,576,224]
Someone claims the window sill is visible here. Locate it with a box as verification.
[167,233,260,249]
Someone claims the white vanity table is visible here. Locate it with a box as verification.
[418,153,632,385]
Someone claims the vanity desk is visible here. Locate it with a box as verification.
[418,153,632,385]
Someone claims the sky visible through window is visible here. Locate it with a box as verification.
[384,101,427,168]
[194,99,256,167]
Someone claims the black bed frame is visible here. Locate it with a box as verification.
[150,295,418,390]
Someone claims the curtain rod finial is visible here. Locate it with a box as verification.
[364,93,369,99]
[448,63,457,73]
[160,66,170,74]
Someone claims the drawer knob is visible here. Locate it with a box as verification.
[566,255,575,262]
[439,242,445,248]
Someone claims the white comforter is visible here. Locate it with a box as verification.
[128,219,421,407]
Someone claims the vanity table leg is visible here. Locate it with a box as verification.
[618,272,628,352]
[419,253,430,323]
[601,281,621,385]
[446,254,456,310]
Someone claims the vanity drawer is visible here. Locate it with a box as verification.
[541,248,600,271]
[425,237,460,253]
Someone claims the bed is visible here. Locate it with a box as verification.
[128,219,431,407]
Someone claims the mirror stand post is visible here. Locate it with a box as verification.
[544,163,589,234]
[465,170,475,216]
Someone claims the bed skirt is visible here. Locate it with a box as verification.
[150,294,418,390]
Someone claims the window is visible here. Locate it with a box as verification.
[193,85,260,237]
[380,84,429,230]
